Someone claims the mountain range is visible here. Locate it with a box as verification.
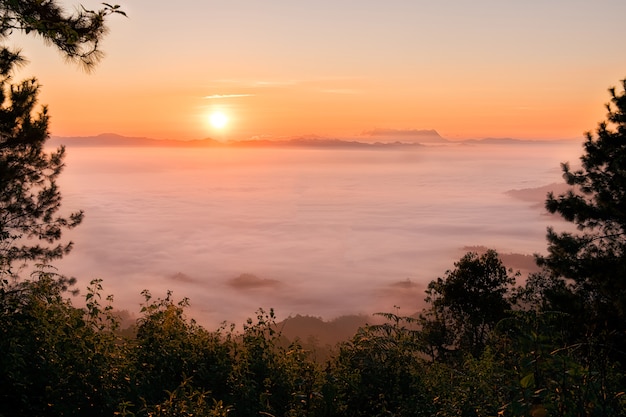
[47,132,571,149]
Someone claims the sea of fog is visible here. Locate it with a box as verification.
[53,141,583,328]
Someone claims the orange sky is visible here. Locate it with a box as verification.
[13,0,626,141]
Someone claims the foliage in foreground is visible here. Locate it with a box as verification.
[1,268,624,417]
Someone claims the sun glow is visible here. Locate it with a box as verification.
[209,111,228,129]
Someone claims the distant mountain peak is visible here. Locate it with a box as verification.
[361,128,448,143]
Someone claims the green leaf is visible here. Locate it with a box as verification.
[520,373,535,389]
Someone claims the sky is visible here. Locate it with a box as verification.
[12,0,626,141]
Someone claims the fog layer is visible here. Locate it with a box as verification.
[55,142,582,328]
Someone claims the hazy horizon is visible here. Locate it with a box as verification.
[16,2,626,142]
[51,140,583,329]
[50,131,584,144]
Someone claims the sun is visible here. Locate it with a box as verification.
[209,111,228,129]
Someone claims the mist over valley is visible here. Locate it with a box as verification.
[52,138,583,328]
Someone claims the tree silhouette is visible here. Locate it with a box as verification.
[0,1,126,70]
[538,78,626,360]
[0,1,124,277]
[421,250,517,360]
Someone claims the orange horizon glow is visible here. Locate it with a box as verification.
[36,78,607,142]
[11,1,626,143]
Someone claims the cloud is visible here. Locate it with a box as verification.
[54,141,584,329]
[204,94,254,99]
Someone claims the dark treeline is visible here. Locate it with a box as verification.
[1,242,625,417]
[1,1,626,416]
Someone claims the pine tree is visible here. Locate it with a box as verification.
[0,2,125,277]
[538,79,626,357]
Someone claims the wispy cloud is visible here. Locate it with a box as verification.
[204,94,254,99]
